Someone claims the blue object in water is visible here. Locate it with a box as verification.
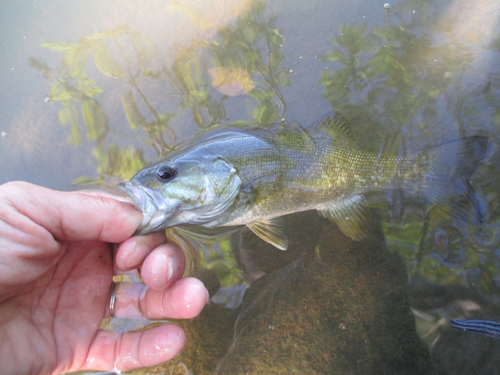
[449,319,500,339]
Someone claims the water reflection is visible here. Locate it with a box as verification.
[19,0,500,373]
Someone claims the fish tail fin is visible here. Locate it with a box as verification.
[421,136,492,224]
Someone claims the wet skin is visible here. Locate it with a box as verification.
[0,181,209,374]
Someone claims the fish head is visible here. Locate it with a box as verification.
[118,154,242,234]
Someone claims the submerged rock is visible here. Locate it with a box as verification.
[160,210,432,374]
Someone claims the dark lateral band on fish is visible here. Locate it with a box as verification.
[118,111,491,250]
[449,319,500,339]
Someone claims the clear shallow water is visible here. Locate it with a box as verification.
[2,0,500,373]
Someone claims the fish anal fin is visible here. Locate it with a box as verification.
[247,217,288,250]
[318,195,369,241]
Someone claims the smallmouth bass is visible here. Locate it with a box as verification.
[118,112,490,250]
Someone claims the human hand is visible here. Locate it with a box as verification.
[0,181,208,374]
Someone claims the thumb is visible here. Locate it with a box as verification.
[0,181,143,242]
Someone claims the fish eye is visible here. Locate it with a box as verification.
[156,164,177,182]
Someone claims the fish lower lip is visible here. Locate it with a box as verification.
[117,182,165,235]
[118,182,160,214]
[117,182,142,209]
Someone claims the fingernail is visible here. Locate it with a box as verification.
[126,244,150,269]
[166,257,178,282]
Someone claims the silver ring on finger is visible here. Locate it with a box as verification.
[109,281,117,317]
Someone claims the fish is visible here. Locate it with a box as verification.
[118,112,490,250]
[449,319,500,339]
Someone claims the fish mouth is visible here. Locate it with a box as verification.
[118,182,174,235]
[117,182,143,209]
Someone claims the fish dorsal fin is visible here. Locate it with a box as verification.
[247,217,288,250]
[275,127,315,153]
[310,111,355,142]
[318,195,368,241]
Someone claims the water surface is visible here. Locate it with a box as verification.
[2,0,500,373]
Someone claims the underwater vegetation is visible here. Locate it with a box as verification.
[30,0,500,373]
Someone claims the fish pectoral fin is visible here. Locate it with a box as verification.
[247,217,288,250]
[318,195,369,241]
